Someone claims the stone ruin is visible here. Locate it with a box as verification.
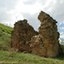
[11,19,38,52]
[11,11,63,57]
[30,11,62,57]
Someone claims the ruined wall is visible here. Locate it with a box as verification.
[11,19,38,52]
[30,11,61,57]
[11,11,62,57]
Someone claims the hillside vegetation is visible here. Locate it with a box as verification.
[0,23,12,50]
[0,51,64,64]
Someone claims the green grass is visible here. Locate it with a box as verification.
[0,51,64,64]
[0,23,12,50]
[0,23,12,34]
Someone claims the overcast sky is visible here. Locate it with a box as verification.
[0,0,64,39]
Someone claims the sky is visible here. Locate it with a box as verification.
[0,0,64,39]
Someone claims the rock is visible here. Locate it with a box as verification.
[38,11,62,57]
[30,34,47,57]
[30,11,62,57]
[11,19,38,52]
[11,11,63,58]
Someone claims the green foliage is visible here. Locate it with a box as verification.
[0,23,12,50]
[61,45,64,53]
[0,51,64,64]
[0,23,12,34]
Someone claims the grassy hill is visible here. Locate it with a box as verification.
[0,23,12,50]
[0,23,64,64]
[0,51,64,64]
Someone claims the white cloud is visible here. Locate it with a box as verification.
[0,0,64,38]
[6,0,58,27]
[6,0,64,24]
[60,32,64,39]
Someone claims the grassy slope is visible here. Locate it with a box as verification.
[0,23,12,50]
[0,23,12,34]
[0,51,64,64]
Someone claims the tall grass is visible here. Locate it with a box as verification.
[0,23,12,50]
[0,51,64,64]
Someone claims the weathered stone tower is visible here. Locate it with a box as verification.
[38,11,60,57]
[30,11,61,57]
